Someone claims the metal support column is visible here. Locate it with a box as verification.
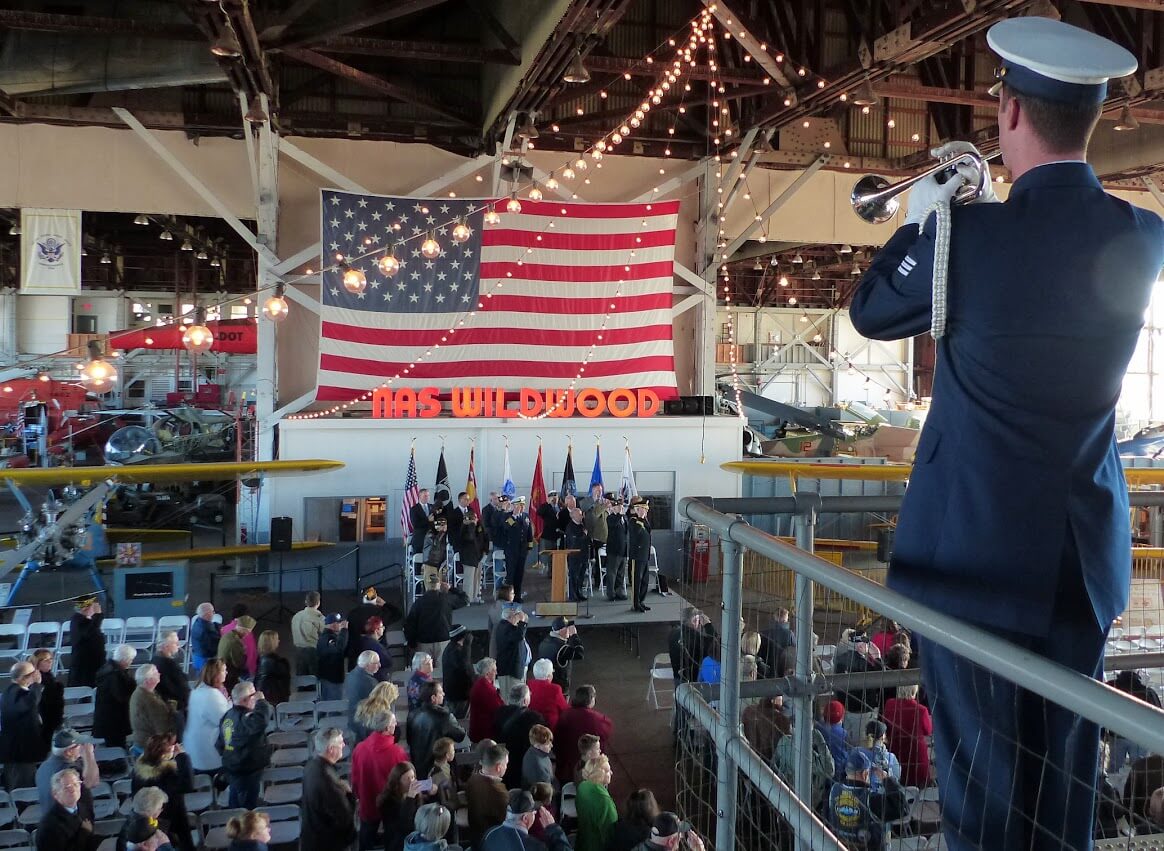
[792,491,820,851]
[716,531,744,851]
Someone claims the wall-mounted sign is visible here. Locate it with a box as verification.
[370,387,662,419]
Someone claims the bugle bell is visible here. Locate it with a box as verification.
[851,150,1000,224]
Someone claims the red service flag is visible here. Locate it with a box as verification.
[465,446,481,518]
[530,445,548,539]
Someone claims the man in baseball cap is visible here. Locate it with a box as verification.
[826,747,909,849]
[636,812,704,851]
[477,788,570,851]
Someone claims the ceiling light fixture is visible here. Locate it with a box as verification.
[1115,105,1139,131]
[196,249,209,260]
[342,266,367,294]
[421,232,441,259]
[517,112,539,139]
[100,252,112,265]
[851,80,878,107]
[180,239,193,251]
[209,256,221,267]
[839,243,853,254]
[8,223,19,236]
[262,284,289,322]
[133,214,149,226]
[159,230,173,241]
[244,96,268,124]
[210,27,242,59]
[563,50,591,84]
[791,253,804,264]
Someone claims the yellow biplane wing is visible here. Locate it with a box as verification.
[723,459,1164,487]
[96,541,333,566]
[0,459,344,487]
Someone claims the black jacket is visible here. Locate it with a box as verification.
[668,623,717,685]
[404,588,467,646]
[216,700,273,776]
[494,619,529,680]
[605,514,628,559]
[537,502,560,543]
[441,638,475,703]
[0,683,45,763]
[36,803,100,851]
[452,507,488,566]
[68,613,106,687]
[480,821,572,851]
[152,653,191,712]
[498,512,534,557]
[38,669,64,749]
[93,661,135,743]
[316,628,349,685]
[495,706,546,788]
[301,757,358,851]
[131,752,196,851]
[536,634,584,688]
[563,521,589,568]
[256,653,291,705]
[410,502,432,554]
[628,516,651,566]
[406,703,466,778]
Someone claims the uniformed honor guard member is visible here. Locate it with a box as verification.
[627,496,652,613]
[849,17,1163,851]
[499,496,534,603]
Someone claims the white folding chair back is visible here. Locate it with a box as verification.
[123,616,157,649]
[25,622,61,651]
[157,615,190,643]
[646,652,674,710]
[0,625,27,662]
[99,618,126,645]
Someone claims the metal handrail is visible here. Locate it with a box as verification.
[680,496,1164,754]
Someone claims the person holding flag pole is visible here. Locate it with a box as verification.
[583,439,609,593]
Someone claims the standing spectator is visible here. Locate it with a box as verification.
[603,496,629,601]
[448,491,488,605]
[35,728,98,821]
[494,604,530,698]
[410,488,434,557]
[527,659,568,730]
[521,725,555,789]
[631,813,706,851]
[882,684,933,788]
[290,591,325,675]
[774,715,835,812]
[129,664,180,752]
[573,736,602,785]
[302,727,359,851]
[826,750,908,851]
[379,762,426,851]
[479,789,571,851]
[405,802,457,851]
[407,681,466,778]
[427,738,459,815]
[218,615,255,692]
[537,492,561,551]
[0,660,45,788]
[183,659,231,773]
[35,769,100,851]
[553,685,614,785]
[668,609,717,686]
[582,488,609,588]
[353,682,400,747]
[346,650,382,725]
[563,507,590,602]
[537,617,584,690]
[225,810,271,850]
[152,631,190,713]
[467,743,510,845]
[221,606,258,679]
[575,755,617,851]
[741,693,791,763]
[406,575,467,665]
[494,683,546,788]
[760,608,795,678]
[607,789,660,851]
[469,658,505,743]
[498,497,534,602]
[255,630,291,705]
[348,588,388,669]
[190,602,220,673]
[441,626,473,718]
[352,710,408,849]
[833,629,885,743]
[68,596,106,687]
[354,617,394,682]
[216,681,273,808]
[317,613,350,700]
[131,733,195,851]
[857,719,902,789]
[32,648,64,749]
[488,586,514,658]
[93,645,136,748]
[816,700,850,779]
[408,652,435,710]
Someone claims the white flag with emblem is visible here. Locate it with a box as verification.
[20,208,81,294]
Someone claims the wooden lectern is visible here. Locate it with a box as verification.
[543,549,579,603]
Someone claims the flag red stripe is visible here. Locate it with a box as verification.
[321,321,672,348]
[320,353,675,380]
[479,293,670,313]
[480,228,677,251]
[479,199,680,219]
[478,260,673,283]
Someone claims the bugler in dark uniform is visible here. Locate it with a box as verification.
[849,17,1163,851]
[627,496,652,612]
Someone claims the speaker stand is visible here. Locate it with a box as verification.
[256,552,297,625]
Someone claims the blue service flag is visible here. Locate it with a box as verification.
[501,445,516,499]
[589,446,604,493]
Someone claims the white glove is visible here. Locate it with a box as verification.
[931,141,999,204]
[904,170,963,227]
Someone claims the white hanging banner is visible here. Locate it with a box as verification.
[20,208,82,294]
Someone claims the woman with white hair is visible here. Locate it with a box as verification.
[129,663,179,753]
[468,658,503,743]
[408,652,435,711]
[526,658,568,729]
[94,644,136,748]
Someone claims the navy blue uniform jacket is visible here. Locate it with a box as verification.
[850,162,1164,635]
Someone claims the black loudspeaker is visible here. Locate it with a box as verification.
[270,516,293,553]
[876,528,895,563]
[663,395,715,416]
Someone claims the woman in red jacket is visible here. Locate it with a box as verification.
[882,684,933,787]
[468,658,504,743]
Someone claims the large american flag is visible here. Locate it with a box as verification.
[316,190,681,401]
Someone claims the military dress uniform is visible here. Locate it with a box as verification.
[627,497,652,612]
[848,19,1162,851]
[604,499,629,601]
[499,500,534,602]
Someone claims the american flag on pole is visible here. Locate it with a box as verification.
[316,190,681,401]
[400,446,420,538]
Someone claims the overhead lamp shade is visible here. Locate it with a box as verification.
[244,96,268,124]
[563,51,591,84]
[180,239,193,251]
[852,80,879,107]
[1115,105,1139,131]
[196,249,209,260]
[8,223,19,236]
[517,114,539,139]
[839,243,853,254]
[210,28,242,58]
[791,253,804,264]
[100,252,112,265]
[159,230,173,241]
[851,262,862,276]
[209,256,222,267]
[133,214,149,226]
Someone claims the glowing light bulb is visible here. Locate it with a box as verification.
[421,233,441,259]
[378,253,400,276]
[573,158,588,171]
[562,167,576,180]
[342,267,367,294]
[451,221,471,244]
[484,209,502,226]
[506,196,523,214]
[528,185,543,201]
[262,294,289,322]
[182,324,214,353]
[80,357,117,387]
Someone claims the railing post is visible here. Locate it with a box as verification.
[716,528,744,851]
[792,491,820,851]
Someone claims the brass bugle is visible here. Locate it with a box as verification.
[851,150,1002,224]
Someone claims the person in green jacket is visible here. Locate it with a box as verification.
[575,754,618,851]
